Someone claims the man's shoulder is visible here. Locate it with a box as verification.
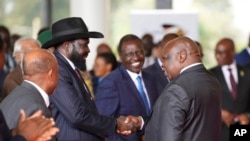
[143,62,158,72]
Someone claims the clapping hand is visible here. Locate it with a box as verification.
[14,109,59,141]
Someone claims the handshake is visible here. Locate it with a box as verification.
[116,115,143,136]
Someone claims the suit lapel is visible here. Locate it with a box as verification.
[142,71,154,107]
[119,65,147,110]
[236,65,245,98]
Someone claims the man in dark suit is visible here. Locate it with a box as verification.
[0,49,58,130]
[1,38,41,101]
[131,36,221,141]
[42,17,136,141]
[94,34,159,141]
[143,33,179,95]
[209,38,250,141]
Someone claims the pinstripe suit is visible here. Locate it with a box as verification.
[50,51,116,141]
[0,81,51,129]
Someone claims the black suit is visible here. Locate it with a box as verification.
[209,65,250,141]
[50,51,116,140]
[145,64,222,141]
[143,60,169,95]
[0,110,26,141]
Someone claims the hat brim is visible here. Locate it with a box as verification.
[42,31,104,49]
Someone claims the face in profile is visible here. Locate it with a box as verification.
[161,45,180,81]
[119,39,145,74]
[70,38,90,66]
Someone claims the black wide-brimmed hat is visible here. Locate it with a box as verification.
[42,17,104,49]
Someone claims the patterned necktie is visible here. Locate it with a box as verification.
[228,67,237,100]
[136,76,150,114]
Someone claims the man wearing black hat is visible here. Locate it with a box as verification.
[42,17,135,140]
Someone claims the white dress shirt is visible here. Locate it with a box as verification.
[221,62,238,92]
[126,69,151,109]
[24,80,50,107]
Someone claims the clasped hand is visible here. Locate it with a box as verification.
[116,115,142,136]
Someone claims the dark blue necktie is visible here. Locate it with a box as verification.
[136,76,150,114]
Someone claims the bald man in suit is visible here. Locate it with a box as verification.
[0,49,58,131]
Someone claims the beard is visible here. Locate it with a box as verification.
[70,49,87,71]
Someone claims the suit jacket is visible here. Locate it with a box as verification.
[0,81,51,129]
[235,48,250,65]
[209,65,250,141]
[94,65,159,141]
[50,51,116,141]
[0,110,26,141]
[0,69,7,98]
[145,64,222,141]
[143,60,169,95]
[1,65,23,101]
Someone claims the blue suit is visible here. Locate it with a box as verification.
[95,65,159,141]
[235,48,250,65]
[50,51,116,141]
[143,60,169,95]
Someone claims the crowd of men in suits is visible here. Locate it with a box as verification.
[0,17,250,141]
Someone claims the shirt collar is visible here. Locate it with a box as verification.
[24,80,50,107]
[59,52,76,70]
[221,61,237,70]
[126,69,142,80]
[180,63,202,74]
[157,58,162,67]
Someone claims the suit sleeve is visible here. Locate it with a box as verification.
[9,135,26,141]
[50,68,116,137]
[94,78,119,117]
[155,84,190,141]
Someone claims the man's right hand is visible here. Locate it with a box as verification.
[14,109,59,141]
[116,115,142,136]
[221,109,235,127]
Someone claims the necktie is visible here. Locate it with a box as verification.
[136,76,150,114]
[75,68,93,100]
[228,67,237,100]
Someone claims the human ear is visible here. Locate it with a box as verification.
[178,50,187,63]
[47,69,54,81]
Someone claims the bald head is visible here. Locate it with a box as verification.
[13,37,41,64]
[160,33,179,48]
[161,36,201,80]
[22,49,58,94]
[96,43,112,55]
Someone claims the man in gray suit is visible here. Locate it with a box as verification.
[143,36,222,141]
[0,49,58,129]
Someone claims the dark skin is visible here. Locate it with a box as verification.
[57,38,137,135]
[215,38,249,126]
[119,39,145,74]
[120,36,203,135]
[22,49,59,95]
[96,43,112,54]
[13,109,59,141]
[161,36,201,81]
